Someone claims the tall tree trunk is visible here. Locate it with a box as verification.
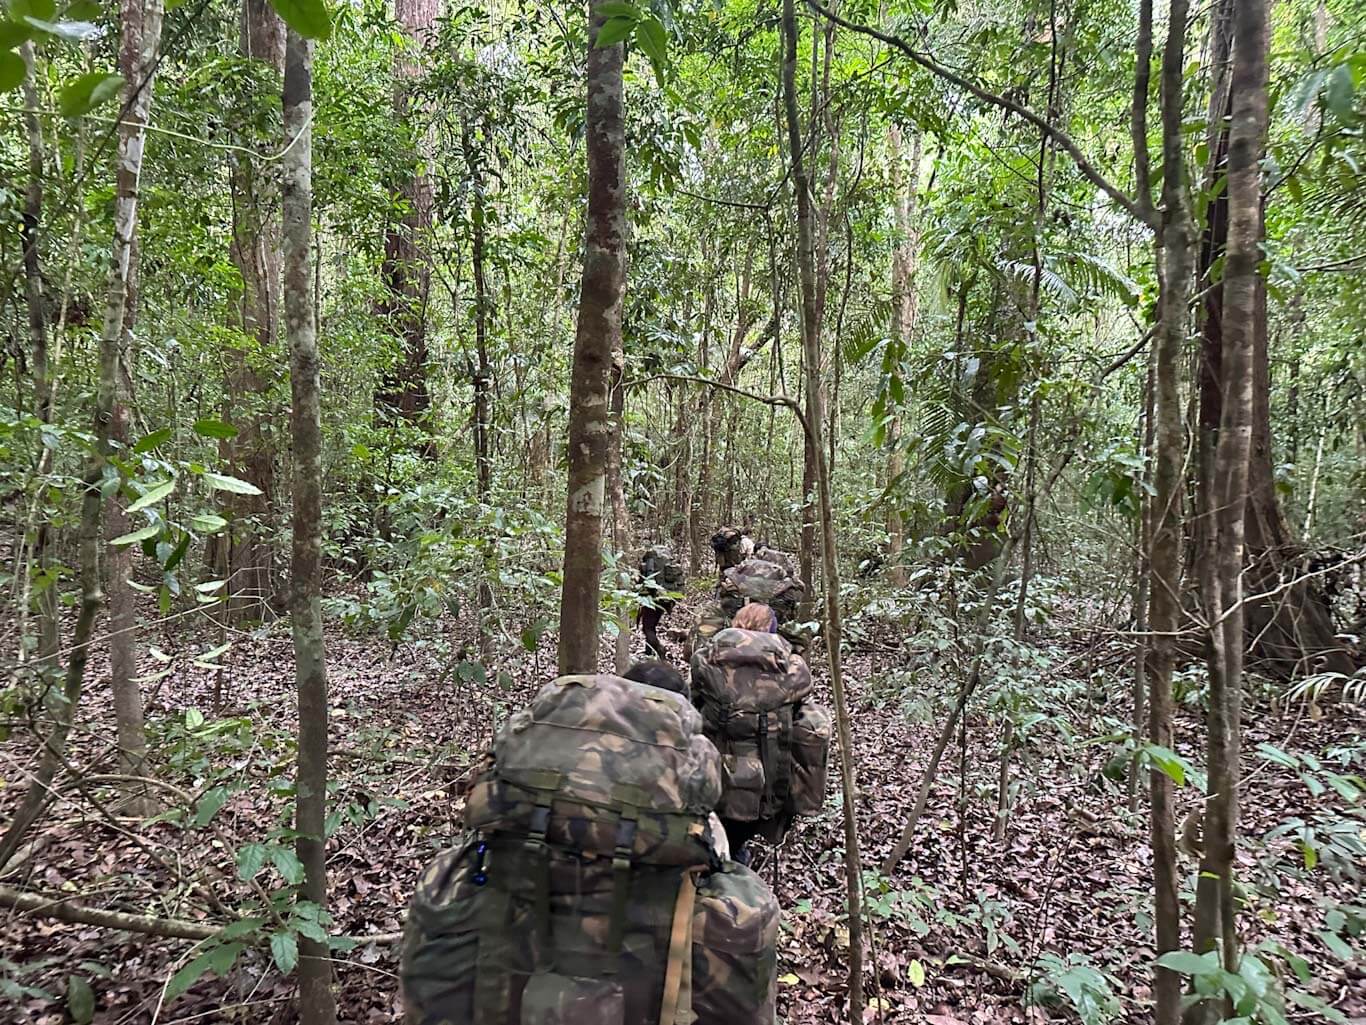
[376,0,439,425]
[108,238,149,811]
[222,0,285,621]
[283,28,338,1025]
[0,0,164,872]
[465,119,495,661]
[782,2,865,1019]
[689,276,714,576]
[608,344,631,674]
[557,1,626,675]
[1148,0,1194,1017]
[1189,1,1267,1014]
[885,126,921,586]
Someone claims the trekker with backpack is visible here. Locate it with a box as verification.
[690,603,832,866]
[638,547,685,659]
[401,670,779,1024]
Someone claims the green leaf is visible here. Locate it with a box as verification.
[294,919,328,943]
[217,916,267,941]
[126,479,175,514]
[58,71,123,117]
[1255,743,1298,769]
[132,428,173,453]
[24,17,101,41]
[191,787,230,828]
[0,19,36,48]
[595,15,635,47]
[235,843,268,881]
[194,578,227,594]
[267,0,331,39]
[192,418,238,440]
[269,846,306,884]
[1302,841,1318,870]
[635,16,667,81]
[110,523,161,546]
[1319,930,1354,961]
[185,707,205,729]
[1143,744,1189,787]
[595,0,641,17]
[270,931,299,974]
[164,942,244,1002]
[203,472,263,496]
[1154,950,1219,976]
[191,513,228,534]
[1324,64,1354,121]
[10,0,57,20]
[66,975,95,1024]
[907,959,926,987]
[0,50,25,93]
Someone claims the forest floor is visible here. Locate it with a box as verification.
[1,589,1363,1024]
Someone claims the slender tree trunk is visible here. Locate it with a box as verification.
[1130,347,1156,813]
[1148,0,1194,1017]
[376,0,439,425]
[1189,1,1266,1013]
[465,120,495,662]
[283,28,338,1025]
[885,126,921,587]
[221,0,285,620]
[0,0,164,872]
[558,1,626,675]
[782,2,864,1019]
[608,344,632,674]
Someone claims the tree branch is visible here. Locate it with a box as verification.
[805,0,1152,229]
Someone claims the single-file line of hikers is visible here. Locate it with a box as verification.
[400,528,831,1025]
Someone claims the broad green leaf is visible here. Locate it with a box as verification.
[190,513,228,534]
[66,975,95,1024]
[269,846,306,884]
[132,428,173,453]
[1302,841,1317,870]
[0,50,25,93]
[192,787,230,828]
[23,17,101,41]
[192,417,238,440]
[185,707,205,729]
[1154,950,1219,976]
[126,479,174,514]
[595,1,641,19]
[10,0,56,20]
[1319,930,1353,961]
[635,16,667,81]
[294,919,328,943]
[0,19,35,48]
[217,916,267,941]
[164,942,244,1002]
[110,523,161,546]
[58,71,122,116]
[1143,744,1189,787]
[595,15,635,47]
[66,0,102,18]
[203,472,263,496]
[270,931,299,974]
[194,578,227,594]
[907,959,926,987]
[236,843,268,881]
[267,0,331,40]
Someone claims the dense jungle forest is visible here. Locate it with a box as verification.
[0,0,1364,1020]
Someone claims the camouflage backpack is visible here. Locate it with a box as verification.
[718,558,807,623]
[690,630,832,832]
[685,602,731,663]
[640,548,685,612]
[751,545,799,578]
[710,528,754,571]
[401,674,780,1025]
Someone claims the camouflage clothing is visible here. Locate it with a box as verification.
[401,674,779,1025]
[690,630,831,835]
[710,528,754,572]
[718,558,807,624]
[685,602,731,663]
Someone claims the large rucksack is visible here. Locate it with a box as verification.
[718,558,807,623]
[401,674,780,1025]
[690,630,831,833]
[710,528,753,571]
[640,548,685,612]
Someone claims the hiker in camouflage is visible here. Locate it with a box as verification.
[638,548,685,659]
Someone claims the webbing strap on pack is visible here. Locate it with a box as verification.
[773,704,794,810]
[606,806,638,961]
[658,870,697,1025]
[525,801,553,969]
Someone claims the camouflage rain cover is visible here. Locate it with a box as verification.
[690,628,812,713]
[692,862,780,1025]
[718,558,806,617]
[710,528,754,570]
[465,674,722,865]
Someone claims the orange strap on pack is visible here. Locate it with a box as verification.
[658,870,697,1025]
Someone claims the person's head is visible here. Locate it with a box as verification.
[623,660,688,697]
[733,602,777,633]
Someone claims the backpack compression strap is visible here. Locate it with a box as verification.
[658,870,697,1025]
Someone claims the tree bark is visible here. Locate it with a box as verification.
[283,27,338,1025]
[557,2,626,675]
[0,0,164,872]
[464,118,495,661]
[782,2,865,1019]
[885,126,921,586]
[221,0,285,621]
[1189,1,1267,1013]
[1148,0,1194,1017]
[375,0,439,426]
